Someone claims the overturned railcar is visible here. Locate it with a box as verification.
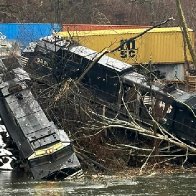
[31,37,196,146]
[0,56,81,179]
[122,72,196,145]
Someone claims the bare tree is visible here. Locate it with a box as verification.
[176,0,196,68]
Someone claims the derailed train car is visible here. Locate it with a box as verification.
[31,36,196,146]
[0,38,81,179]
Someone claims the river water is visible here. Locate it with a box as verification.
[0,171,196,195]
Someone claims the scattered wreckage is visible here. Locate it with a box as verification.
[1,28,196,178]
[25,35,196,149]
[0,35,81,179]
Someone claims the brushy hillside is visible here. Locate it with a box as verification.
[1,0,196,32]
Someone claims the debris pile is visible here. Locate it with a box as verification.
[22,34,196,174]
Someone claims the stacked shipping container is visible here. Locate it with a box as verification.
[58,27,195,82]
[0,23,61,47]
[62,24,150,31]
[58,27,194,65]
[0,23,195,83]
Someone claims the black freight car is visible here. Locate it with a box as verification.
[30,37,196,146]
[0,56,81,179]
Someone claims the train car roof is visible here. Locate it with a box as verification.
[68,45,133,73]
[123,72,196,111]
[123,72,161,91]
[36,38,133,73]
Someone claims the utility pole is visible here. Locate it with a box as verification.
[176,0,196,69]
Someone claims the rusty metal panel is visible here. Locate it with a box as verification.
[62,24,150,31]
[58,27,194,64]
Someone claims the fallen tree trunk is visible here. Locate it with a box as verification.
[89,110,196,154]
